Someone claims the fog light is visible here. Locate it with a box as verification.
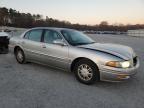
[117,74,130,79]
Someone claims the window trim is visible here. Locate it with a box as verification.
[23,29,44,42]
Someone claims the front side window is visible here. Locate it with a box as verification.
[44,30,62,44]
[24,29,43,42]
[61,30,95,46]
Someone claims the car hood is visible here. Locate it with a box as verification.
[78,43,135,60]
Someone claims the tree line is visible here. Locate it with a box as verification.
[0,7,144,32]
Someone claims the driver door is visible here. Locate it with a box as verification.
[41,29,69,70]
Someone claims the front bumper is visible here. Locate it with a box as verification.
[99,59,140,82]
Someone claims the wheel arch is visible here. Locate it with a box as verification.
[71,57,100,81]
[14,46,23,55]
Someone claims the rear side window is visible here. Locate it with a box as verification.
[24,29,43,42]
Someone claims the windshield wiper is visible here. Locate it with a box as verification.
[89,42,95,44]
[75,42,95,46]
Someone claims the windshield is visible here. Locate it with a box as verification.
[61,30,95,46]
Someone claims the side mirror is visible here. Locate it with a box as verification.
[53,39,67,46]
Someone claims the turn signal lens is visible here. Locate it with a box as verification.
[106,61,119,67]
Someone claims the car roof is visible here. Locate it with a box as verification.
[30,27,74,32]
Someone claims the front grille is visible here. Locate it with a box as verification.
[133,57,137,66]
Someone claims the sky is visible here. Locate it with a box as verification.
[0,0,144,25]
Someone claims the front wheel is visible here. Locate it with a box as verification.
[73,59,99,85]
[15,48,26,64]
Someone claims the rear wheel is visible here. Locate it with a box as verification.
[73,59,99,85]
[15,48,26,64]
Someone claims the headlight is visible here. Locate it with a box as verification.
[106,61,130,68]
[120,61,131,68]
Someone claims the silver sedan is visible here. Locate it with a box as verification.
[10,27,139,84]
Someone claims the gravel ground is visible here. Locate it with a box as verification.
[0,34,144,108]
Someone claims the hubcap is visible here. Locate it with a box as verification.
[17,50,23,62]
[78,64,93,81]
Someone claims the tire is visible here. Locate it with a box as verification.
[73,59,99,85]
[15,48,26,64]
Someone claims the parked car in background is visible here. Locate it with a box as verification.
[9,27,139,84]
[0,31,10,54]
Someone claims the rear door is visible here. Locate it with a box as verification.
[22,29,44,61]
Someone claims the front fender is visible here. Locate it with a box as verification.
[69,46,123,67]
